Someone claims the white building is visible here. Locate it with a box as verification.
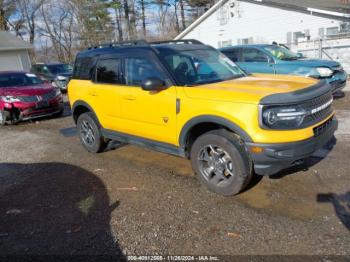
[0,31,33,72]
[175,0,350,71]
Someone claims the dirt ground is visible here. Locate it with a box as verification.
[0,91,349,258]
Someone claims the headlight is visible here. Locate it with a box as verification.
[316,67,333,77]
[56,75,66,81]
[0,96,21,103]
[260,105,307,129]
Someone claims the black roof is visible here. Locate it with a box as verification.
[76,39,211,58]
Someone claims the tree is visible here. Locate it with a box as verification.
[39,1,76,62]
[15,0,44,44]
[0,0,16,31]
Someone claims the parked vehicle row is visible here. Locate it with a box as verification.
[31,63,73,92]
[0,39,346,196]
[68,39,338,196]
[220,44,347,93]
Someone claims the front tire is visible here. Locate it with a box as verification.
[77,112,107,153]
[190,129,253,196]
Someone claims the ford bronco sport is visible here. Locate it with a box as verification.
[68,40,337,196]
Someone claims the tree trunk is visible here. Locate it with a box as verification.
[115,8,123,41]
[179,0,185,30]
[0,8,8,30]
[174,0,180,33]
[123,0,132,39]
[140,0,146,37]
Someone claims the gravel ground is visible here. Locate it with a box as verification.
[0,92,349,259]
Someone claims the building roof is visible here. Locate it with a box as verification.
[175,0,350,40]
[0,31,33,51]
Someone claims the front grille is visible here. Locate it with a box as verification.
[301,92,333,127]
[42,89,57,101]
[19,96,39,103]
[313,116,333,137]
[18,90,57,103]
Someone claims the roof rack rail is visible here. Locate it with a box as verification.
[150,39,204,45]
[87,40,149,50]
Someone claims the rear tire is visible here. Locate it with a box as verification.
[190,129,252,196]
[77,112,107,153]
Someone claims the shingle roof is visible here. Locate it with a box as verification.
[0,31,33,51]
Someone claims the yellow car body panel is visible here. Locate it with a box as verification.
[68,73,333,146]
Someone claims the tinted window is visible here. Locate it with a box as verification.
[241,48,269,62]
[222,49,240,62]
[0,73,43,87]
[73,57,95,80]
[47,64,73,75]
[96,59,122,84]
[124,58,164,86]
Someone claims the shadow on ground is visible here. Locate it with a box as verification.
[0,162,125,257]
[317,191,350,231]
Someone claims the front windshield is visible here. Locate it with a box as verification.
[0,73,43,88]
[264,46,299,60]
[160,49,245,86]
[47,64,73,75]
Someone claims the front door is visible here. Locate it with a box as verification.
[116,55,177,145]
[237,48,275,74]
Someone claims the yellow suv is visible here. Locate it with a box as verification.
[68,40,337,196]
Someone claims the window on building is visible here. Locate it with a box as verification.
[96,59,122,84]
[326,27,339,36]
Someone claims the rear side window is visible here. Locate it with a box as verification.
[222,49,240,62]
[73,57,94,80]
[241,48,269,62]
[96,59,122,84]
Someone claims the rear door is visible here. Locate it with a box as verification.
[238,48,275,74]
[89,56,123,129]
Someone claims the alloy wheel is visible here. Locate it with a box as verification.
[197,144,235,187]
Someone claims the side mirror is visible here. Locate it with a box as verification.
[141,77,165,91]
[297,52,304,58]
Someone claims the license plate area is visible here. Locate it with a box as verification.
[313,116,333,137]
[36,100,50,109]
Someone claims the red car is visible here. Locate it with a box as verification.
[0,71,64,125]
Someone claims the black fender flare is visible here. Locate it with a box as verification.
[179,115,253,148]
[72,100,101,126]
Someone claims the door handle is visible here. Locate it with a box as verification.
[123,95,136,101]
[89,92,98,97]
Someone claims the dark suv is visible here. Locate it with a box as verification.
[31,63,73,92]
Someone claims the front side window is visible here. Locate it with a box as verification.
[96,59,122,84]
[159,48,245,86]
[264,46,299,60]
[0,73,43,88]
[124,58,165,86]
[241,48,269,63]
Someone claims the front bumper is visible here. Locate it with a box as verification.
[327,71,347,93]
[246,117,338,176]
[1,95,64,123]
